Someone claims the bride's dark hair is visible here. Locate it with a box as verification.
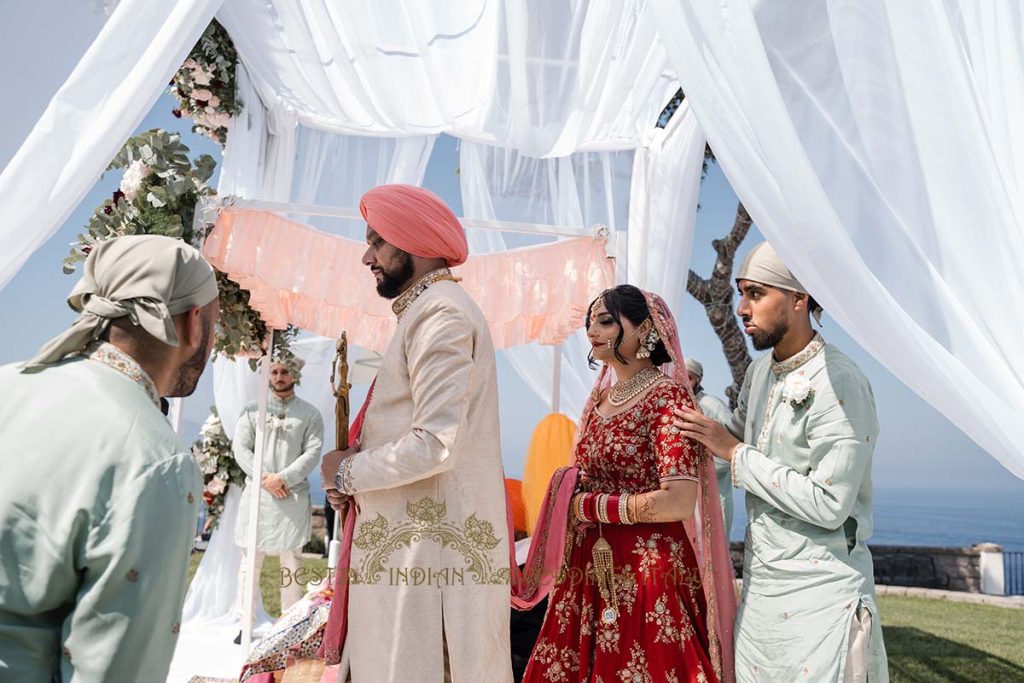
[585,284,671,368]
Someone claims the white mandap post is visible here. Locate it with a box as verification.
[241,331,274,653]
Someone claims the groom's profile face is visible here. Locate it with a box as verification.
[363,227,416,299]
[736,279,790,351]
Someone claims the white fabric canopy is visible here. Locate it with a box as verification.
[4,0,1024,480]
[217,0,678,155]
[627,99,706,324]
[459,141,635,417]
[650,0,1024,477]
[0,0,219,290]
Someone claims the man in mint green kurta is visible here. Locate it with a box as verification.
[233,360,324,622]
[676,242,888,682]
[0,236,219,681]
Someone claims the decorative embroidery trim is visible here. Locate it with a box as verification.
[84,342,160,407]
[335,455,356,495]
[770,333,825,377]
[391,268,460,321]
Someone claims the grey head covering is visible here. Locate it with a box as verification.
[736,241,823,323]
[23,235,218,370]
[684,358,704,380]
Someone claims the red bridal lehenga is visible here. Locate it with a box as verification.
[524,380,718,683]
[522,290,734,683]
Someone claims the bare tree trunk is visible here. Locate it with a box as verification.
[687,202,753,409]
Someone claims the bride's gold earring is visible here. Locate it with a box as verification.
[635,326,659,360]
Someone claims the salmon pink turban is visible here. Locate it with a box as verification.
[359,184,469,267]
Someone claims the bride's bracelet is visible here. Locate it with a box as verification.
[573,492,636,525]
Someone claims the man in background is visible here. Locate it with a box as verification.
[233,357,323,642]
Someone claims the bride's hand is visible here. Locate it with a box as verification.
[632,480,698,523]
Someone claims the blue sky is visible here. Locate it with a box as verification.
[3,4,1021,527]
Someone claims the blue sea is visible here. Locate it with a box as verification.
[730,487,1024,551]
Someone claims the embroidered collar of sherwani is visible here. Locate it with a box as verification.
[390,267,460,320]
[82,341,160,407]
[769,332,825,378]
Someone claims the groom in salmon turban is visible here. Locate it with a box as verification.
[320,184,513,682]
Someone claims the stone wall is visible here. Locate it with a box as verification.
[728,541,1004,594]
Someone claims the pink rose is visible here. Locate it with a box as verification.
[205,477,227,496]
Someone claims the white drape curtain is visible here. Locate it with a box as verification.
[627,100,706,323]
[650,0,1024,477]
[459,140,634,418]
[217,0,678,155]
[0,0,220,290]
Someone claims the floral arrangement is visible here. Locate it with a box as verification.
[193,407,246,531]
[62,128,273,358]
[169,20,241,145]
[63,129,215,270]
[63,21,301,364]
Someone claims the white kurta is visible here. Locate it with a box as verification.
[234,394,324,553]
[0,343,201,682]
[727,334,888,682]
[336,276,512,683]
[695,389,735,534]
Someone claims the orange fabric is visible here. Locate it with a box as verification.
[202,209,615,353]
[360,184,468,266]
[505,479,528,533]
[521,413,578,532]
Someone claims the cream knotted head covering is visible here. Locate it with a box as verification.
[736,241,823,323]
[684,358,704,380]
[23,235,219,370]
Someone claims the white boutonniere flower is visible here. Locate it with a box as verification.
[782,374,814,408]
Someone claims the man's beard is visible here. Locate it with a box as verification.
[272,380,296,394]
[748,316,788,351]
[376,251,416,299]
[167,327,212,397]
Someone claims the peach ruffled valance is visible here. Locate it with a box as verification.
[203,209,615,353]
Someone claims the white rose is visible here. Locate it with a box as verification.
[783,374,813,406]
[119,159,152,201]
[191,68,213,86]
[200,455,219,475]
[191,88,214,102]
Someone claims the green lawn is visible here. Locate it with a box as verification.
[187,552,331,617]
[878,595,1024,682]
[187,554,1024,679]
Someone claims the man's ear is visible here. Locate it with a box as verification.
[180,307,203,347]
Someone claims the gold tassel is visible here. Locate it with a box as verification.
[592,535,618,624]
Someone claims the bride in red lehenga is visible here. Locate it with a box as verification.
[520,285,736,683]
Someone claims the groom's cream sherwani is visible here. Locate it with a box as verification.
[336,272,512,683]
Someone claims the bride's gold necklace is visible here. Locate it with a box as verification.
[608,366,663,407]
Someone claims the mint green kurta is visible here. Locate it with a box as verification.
[727,335,888,682]
[233,394,324,553]
[695,389,735,534]
[0,343,201,682]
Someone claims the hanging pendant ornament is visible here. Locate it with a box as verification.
[592,535,619,624]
